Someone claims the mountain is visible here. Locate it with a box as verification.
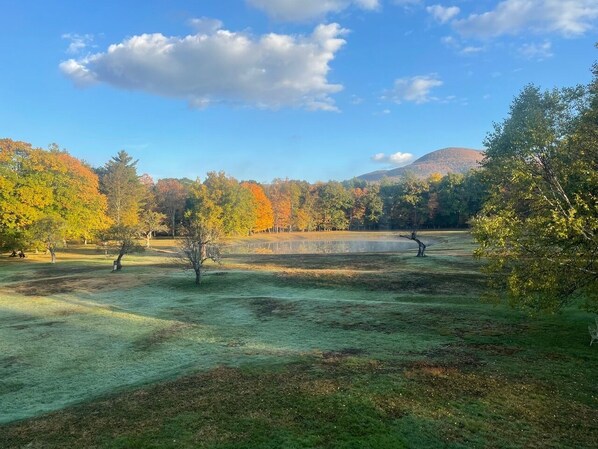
[357,147,484,182]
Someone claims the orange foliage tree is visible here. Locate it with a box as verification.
[155,178,188,236]
[265,179,292,232]
[0,139,110,251]
[241,182,274,233]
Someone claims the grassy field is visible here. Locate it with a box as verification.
[0,231,596,448]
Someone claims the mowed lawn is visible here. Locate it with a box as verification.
[0,231,596,448]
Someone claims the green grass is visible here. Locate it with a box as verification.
[0,231,597,448]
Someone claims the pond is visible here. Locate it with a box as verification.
[224,239,421,255]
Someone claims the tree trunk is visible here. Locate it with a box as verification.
[172,215,176,238]
[146,233,151,248]
[415,238,426,257]
[49,247,56,264]
[113,252,124,271]
[400,232,427,257]
[195,268,201,285]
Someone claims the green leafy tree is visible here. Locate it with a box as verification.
[195,172,257,236]
[31,216,67,263]
[98,151,144,227]
[100,225,144,271]
[472,81,598,313]
[315,182,353,231]
[380,176,430,230]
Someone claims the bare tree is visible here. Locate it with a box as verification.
[178,222,222,285]
[400,230,427,257]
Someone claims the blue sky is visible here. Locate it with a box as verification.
[1,0,596,182]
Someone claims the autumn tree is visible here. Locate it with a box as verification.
[266,179,292,232]
[155,178,188,236]
[182,176,227,285]
[0,139,109,251]
[241,182,274,233]
[291,181,317,232]
[472,81,598,313]
[98,150,144,226]
[139,210,168,247]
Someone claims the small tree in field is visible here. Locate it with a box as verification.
[178,222,221,285]
[101,225,144,271]
[31,216,67,263]
[140,210,168,248]
[399,230,427,257]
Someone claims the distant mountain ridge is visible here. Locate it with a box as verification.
[357,147,483,182]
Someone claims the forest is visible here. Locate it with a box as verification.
[0,141,487,249]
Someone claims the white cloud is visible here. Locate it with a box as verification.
[441,35,485,55]
[427,5,460,23]
[372,152,414,166]
[393,0,422,6]
[246,0,379,22]
[188,17,223,34]
[59,59,96,86]
[460,45,484,55]
[519,41,554,60]
[60,23,348,111]
[387,75,443,104]
[441,35,458,47]
[454,0,598,38]
[62,33,94,54]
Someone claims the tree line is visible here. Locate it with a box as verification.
[0,143,487,257]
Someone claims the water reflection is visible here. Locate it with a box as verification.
[225,239,416,255]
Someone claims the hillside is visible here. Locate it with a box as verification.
[357,147,484,182]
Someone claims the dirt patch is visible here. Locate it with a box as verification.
[51,308,85,317]
[33,265,103,278]
[326,319,401,334]
[8,320,64,331]
[13,274,143,296]
[275,269,486,295]
[0,381,25,395]
[403,359,499,399]
[466,343,522,356]
[405,360,460,379]
[0,356,29,374]
[454,320,528,339]
[133,322,194,351]
[249,297,298,320]
[321,348,365,360]
[420,344,483,369]
[13,277,84,295]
